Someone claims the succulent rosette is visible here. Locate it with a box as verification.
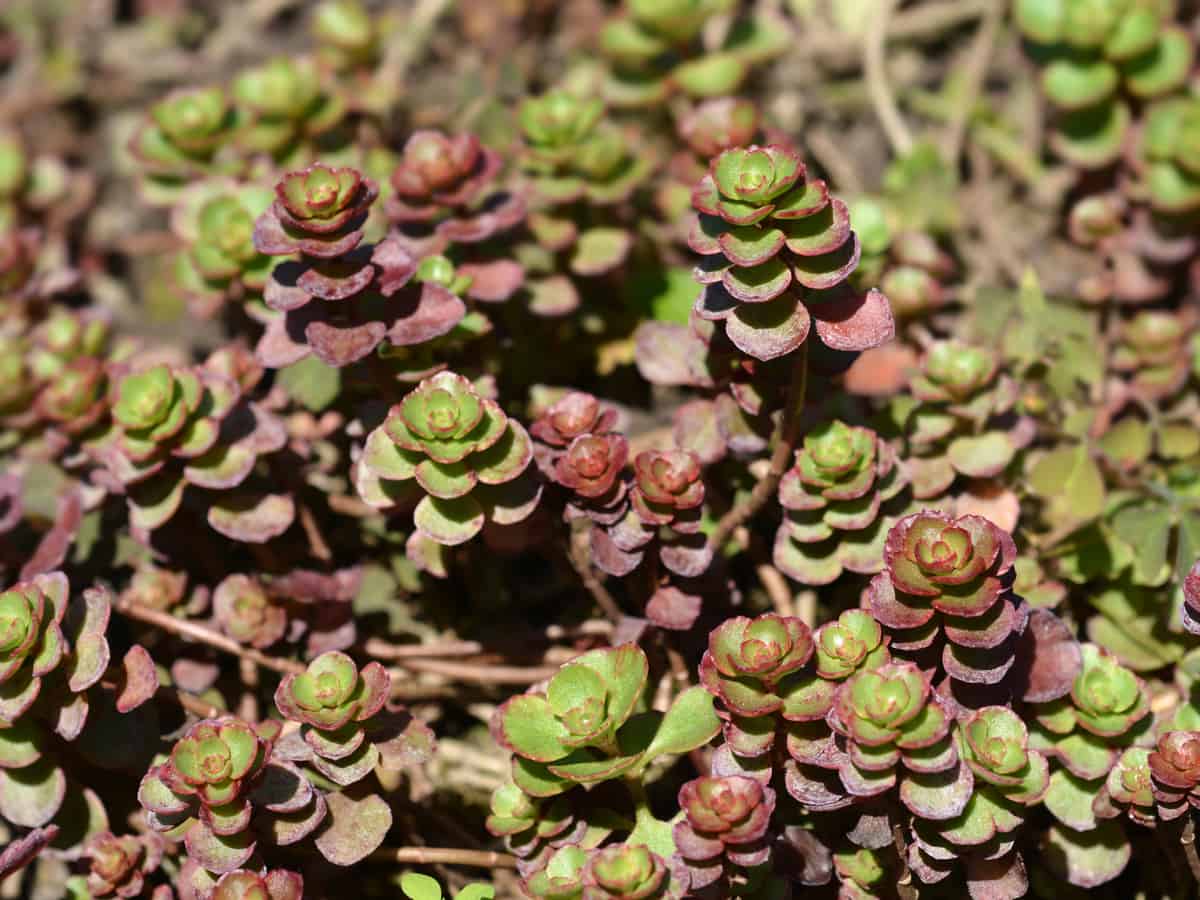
[1094,747,1154,825]
[598,0,789,108]
[697,614,843,757]
[313,0,379,73]
[865,511,1027,689]
[231,57,344,157]
[531,392,619,470]
[582,844,676,900]
[515,91,651,307]
[822,661,974,817]
[1148,730,1200,820]
[1110,310,1191,401]
[1015,0,1193,168]
[590,450,710,578]
[1131,96,1200,213]
[129,87,238,203]
[673,775,775,888]
[274,650,390,785]
[213,868,304,900]
[81,831,164,898]
[773,420,910,585]
[492,644,718,796]
[171,179,275,316]
[90,362,291,541]
[0,573,69,725]
[355,370,540,545]
[690,144,894,362]
[1027,644,1149,806]
[213,575,287,649]
[387,130,525,248]
[253,163,466,367]
[901,341,1022,499]
[813,610,889,681]
[137,716,279,874]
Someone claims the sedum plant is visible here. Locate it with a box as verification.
[690,143,895,361]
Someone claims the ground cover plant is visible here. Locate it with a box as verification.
[2,0,1200,897]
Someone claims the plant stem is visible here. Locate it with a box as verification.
[566,528,624,624]
[365,847,517,869]
[1182,817,1200,883]
[115,598,304,676]
[710,341,810,553]
[941,0,1002,165]
[863,0,914,157]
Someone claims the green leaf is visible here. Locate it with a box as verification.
[1109,501,1170,586]
[278,355,342,412]
[641,686,719,763]
[400,873,443,900]
[1028,444,1105,525]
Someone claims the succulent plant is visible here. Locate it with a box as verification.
[213,868,304,900]
[129,87,236,203]
[673,775,775,889]
[231,57,344,157]
[1094,746,1154,825]
[355,370,540,545]
[387,131,525,250]
[254,163,466,367]
[313,0,379,72]
[1015,0,1194,168]
[583,844,674,899]
[213,575,287,649]
[866,511,1027,691]
[894,340,1024,499]
[88,361,291,541]
[81,831,164,898]
[171,180,275,316]
[138,716,278,874]
[773,420,910,585]
[514,91,652,311]
[813,610,889,680]
[274,650,389,785]
[0,574,69,721]
[1110,309,1192,400]
[493,643,718,795]
[1149,729,1200,820]
[690,144,895,361]
[598,0,790,108]
[588,449,712,579]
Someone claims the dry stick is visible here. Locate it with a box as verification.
[115,599,304,675]
[710,341,810,554]
[863,0,914,157]
[363,621,612,660]
[116,599,466,699]
[941,0,1003,165]
[366,847,517,869]
[567,528,624,624]
[389,658,562,685]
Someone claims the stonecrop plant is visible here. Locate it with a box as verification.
[4,1,1200,898]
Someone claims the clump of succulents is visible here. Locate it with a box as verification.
[690,143,895,361]
[355,370,540,546]
[892,340,1024,499]
[138,716,280,874]
[129,87,238,204]
[170,179,275,317]
[492,643,718,796]
[273,650,390,786]
[1014,0,1194,168]
[87,361,293,542]
[773,419,911,585]
[589,448,712,578]
[231,57,345,160]
[852,196,955,322]
[213,574,287,648]
[515,91,652,314]
[253,163,466,367]
[387,131,525,259]
[865,511,1028,694]
[597,0,790,108]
